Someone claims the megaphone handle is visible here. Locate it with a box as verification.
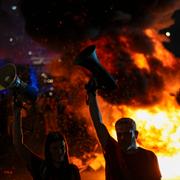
[13,91,27,110]
[85,79,97,105]
[85,78,98,92]
[13,91,22,108]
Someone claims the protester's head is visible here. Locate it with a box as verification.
[45,132,69,165]
[115,117,138,152]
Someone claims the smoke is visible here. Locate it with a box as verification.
[98,45,165,106]
[19,0,180,51]
[19,0,180,106]
[160,10,180,57]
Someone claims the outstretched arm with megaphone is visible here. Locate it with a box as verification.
[86,78,131,180]
[0,63,40,168]
[86,78,110,149]
[12,93,39,169]
[76,45,117,148]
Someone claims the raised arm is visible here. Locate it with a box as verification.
[86,79,110,149]
[12,97,34,165]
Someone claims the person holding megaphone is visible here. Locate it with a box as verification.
[0,63,81,180]
[76,45,161,180]
[85,78,161,180]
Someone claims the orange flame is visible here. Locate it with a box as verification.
[145,29,177,67]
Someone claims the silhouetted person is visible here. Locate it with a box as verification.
[12,98,81,180]
[85,79,161,180]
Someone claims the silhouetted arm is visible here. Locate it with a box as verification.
[12,99,35,166]
[70,164,81,180]
[86,79,110,150]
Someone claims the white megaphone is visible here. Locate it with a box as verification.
[0,63,38,102]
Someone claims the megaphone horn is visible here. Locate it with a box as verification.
[75,45,117,90]
[0,63,38,101]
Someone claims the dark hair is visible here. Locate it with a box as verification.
[44,132,69,165]
[115,117,137,130]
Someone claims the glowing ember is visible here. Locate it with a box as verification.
[131,53,150,71]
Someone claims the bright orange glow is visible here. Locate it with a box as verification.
[96,90,180,179]
[145,29,176,67]
[131,53,150,71]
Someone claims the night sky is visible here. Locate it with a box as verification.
[0,0,59,65]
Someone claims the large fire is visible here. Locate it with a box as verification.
[44,28,180,180]
[100,96,180,179]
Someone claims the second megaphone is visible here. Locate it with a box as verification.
[0,63,38,101]
[75,45,117,90]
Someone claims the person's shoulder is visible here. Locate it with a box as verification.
[30,152,43,163]
[27,153,44,177]
[138,147,157,158]
[68,164,79,171]
[68,164,80,177]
